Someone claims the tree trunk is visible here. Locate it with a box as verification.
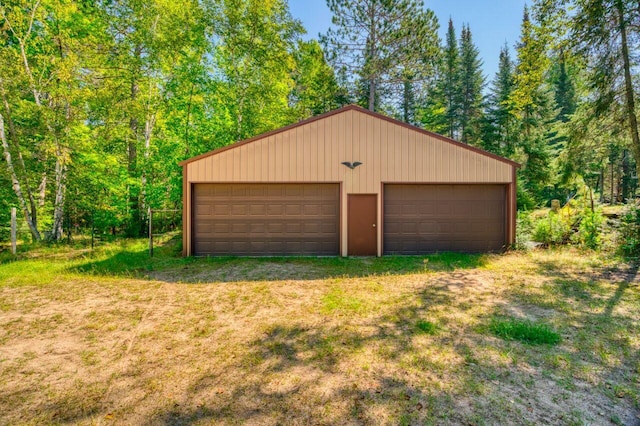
[368,78,376,111]
[0,113,41,241]
[50,153,66,240]
[184,84,194,156]
[599,168,604,203]
[1,86,39,230]
[140,113,156,212]
[38,172,46,207]
[367,2,377,112]
[616,0,640,181]
[402,79,411,123]
[611,162,615,204]
[237,96,244,141]
[128,76,140,235]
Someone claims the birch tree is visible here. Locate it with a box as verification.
[0,0,98,240]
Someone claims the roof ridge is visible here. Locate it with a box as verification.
[179,104,520,168]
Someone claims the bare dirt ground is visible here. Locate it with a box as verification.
[0,248,638,425]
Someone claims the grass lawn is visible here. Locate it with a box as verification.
[0,237,638,425]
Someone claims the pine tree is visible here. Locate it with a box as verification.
[417,76,449,135]
[458,24,486,145]
[323,0,439,112]
[442,18,460,139]
[401,79,417,124]
[511,6,555,205]
[483,44,516,156]
[552,51,577,123]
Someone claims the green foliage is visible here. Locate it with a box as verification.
[516,176,538,210]
[576,208,604,250]
[550,53,577,124]
[532,211,571,245]
[415,320,439,335]
[209,0,303,141]
[510,6,557,205]
[482,44,517,157]
[515,210,534,250]
[511,6,551,120]
[441,18,461,138]
[290,40,348,119]
[489,317,561,345]
[1,0,346,241]
[618,205,640,257]
[322,0,440,112]
[419,18,462,139]
[458,24,485,145]
[520,132,553,203]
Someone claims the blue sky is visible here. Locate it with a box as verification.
[288,0,527,82]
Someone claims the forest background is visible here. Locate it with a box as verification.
[1,0,638,244]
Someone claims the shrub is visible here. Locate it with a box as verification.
[531,211,571,246]
[576,209,604,250]
[619,205,640,258]
[489,317,561,345]
[515,211,533,250]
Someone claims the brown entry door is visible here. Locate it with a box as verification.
[348,194,377,256]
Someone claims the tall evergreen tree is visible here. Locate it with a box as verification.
[401,79,417,124]
[551,51,577,123]
[322,0,439,112]
[511,6,555,205]
[483,44,517,156]
[458,24,486,145]
[442,18,461,138]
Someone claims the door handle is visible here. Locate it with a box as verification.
[373,224,376,227]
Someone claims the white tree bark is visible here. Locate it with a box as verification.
[0,113,41,241]
[4,0,69,241]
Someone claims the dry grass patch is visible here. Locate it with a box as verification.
[0,241,638,425]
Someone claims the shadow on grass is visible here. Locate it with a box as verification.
[144,283,468,425]
[497,256,640,418]
[68,237,490,282]
[148,373,443,426]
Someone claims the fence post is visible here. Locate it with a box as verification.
[91,211,95,250]
[148,207,153,257]
[11,207,16,255]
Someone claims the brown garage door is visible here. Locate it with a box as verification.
[192,183,340,256]
[384,184,506,254]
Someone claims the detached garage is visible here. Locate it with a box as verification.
[180,105,518,257]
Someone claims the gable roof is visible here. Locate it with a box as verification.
[179,104,520,168]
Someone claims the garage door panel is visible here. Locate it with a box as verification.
[192,183,339,256]
[384,184,506,254]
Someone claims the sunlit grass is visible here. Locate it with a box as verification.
[488,317,561,345]
[415,319,439,335]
